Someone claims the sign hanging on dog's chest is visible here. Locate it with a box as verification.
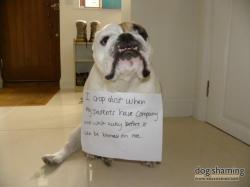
[81,90,163,161]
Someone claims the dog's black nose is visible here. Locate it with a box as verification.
[117,33,138,49]
[118,33,134,42]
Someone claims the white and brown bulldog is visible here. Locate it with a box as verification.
[42,22,161,167]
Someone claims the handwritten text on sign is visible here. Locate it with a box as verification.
[81,91,163,161]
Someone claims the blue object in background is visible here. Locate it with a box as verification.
[102,0,121,9]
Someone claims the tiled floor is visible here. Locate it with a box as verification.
[0,90,249,187]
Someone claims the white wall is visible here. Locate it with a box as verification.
[121,0,131,21]
[60,0,121,89]
[131,0,200,117]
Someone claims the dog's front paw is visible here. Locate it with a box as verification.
[85,153,98,160]
[42,154,63,165]
[96,157,113,167]
[85,154,112,167]
[102,157,113,167]
[141,162,160,168]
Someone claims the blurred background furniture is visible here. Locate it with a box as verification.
[74,40,93,91]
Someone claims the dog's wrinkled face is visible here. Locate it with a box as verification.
[92,22,152,81]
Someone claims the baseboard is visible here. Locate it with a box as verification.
[60,80,75,90]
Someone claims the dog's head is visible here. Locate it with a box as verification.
[92,22,152,81]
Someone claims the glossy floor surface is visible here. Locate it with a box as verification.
[0,91,249,187]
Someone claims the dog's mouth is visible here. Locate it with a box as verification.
[105,40,150,80]
[117,45,140,61]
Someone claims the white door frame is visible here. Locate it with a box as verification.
[193,0,213,121]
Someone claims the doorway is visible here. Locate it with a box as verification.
[0,0,60,84]
[206,0,250,144]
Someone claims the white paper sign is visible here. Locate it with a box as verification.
[81,91,163,161]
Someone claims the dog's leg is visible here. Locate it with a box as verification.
[42,127,81,165]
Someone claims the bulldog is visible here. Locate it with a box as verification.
[42,22,161,167]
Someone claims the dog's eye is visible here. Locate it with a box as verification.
[100,36,110,46]
[133,24,148,41]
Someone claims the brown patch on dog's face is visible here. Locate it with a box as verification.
[119,22,149,41]
[119,22,133,32]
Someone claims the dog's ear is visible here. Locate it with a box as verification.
[133,24,149,41]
